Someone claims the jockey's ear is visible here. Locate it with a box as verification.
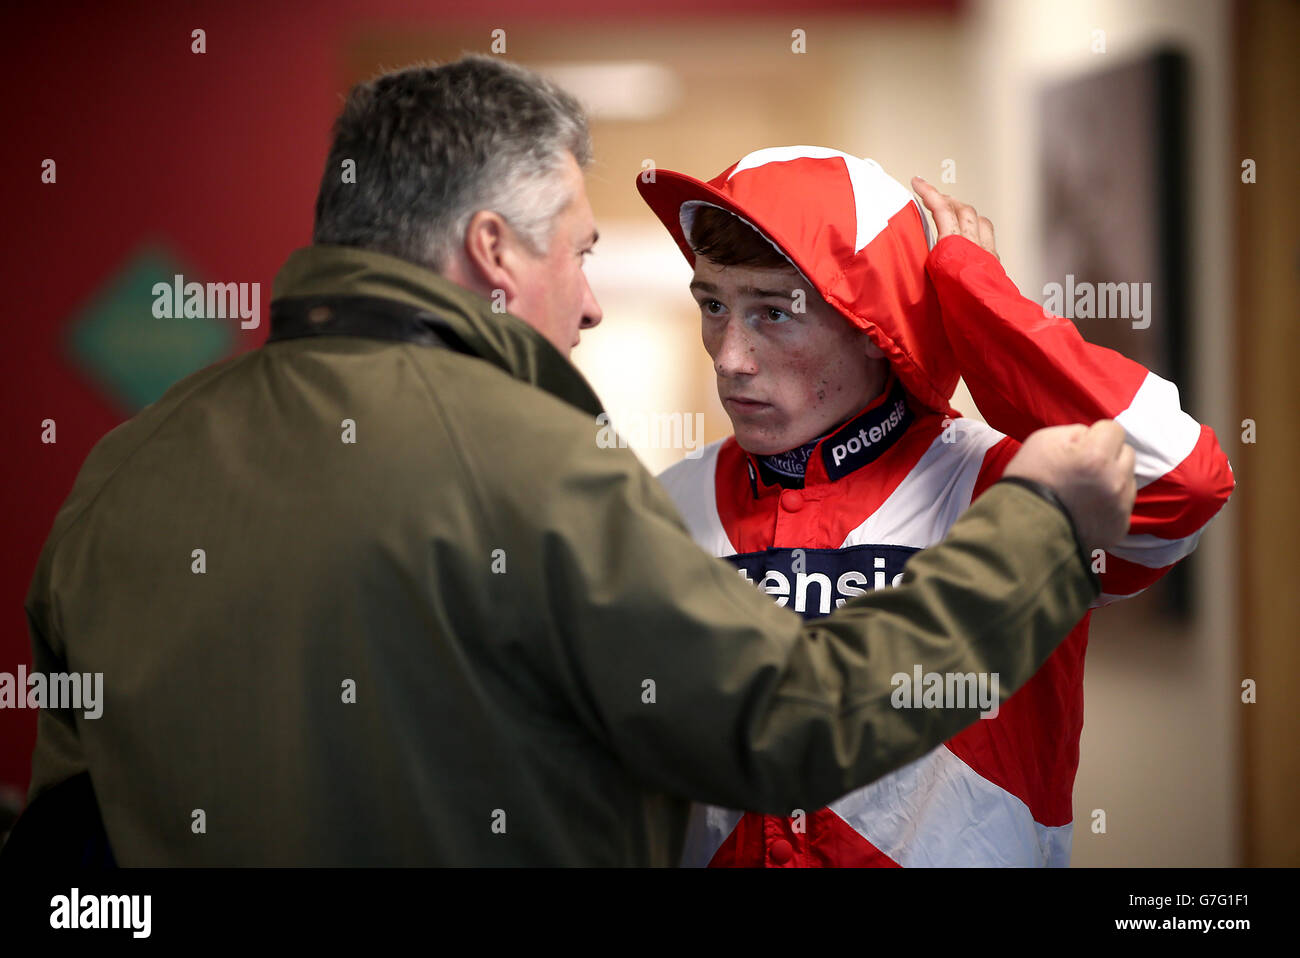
[863,335,886,360]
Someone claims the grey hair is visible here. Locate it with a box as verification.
[313,55,592,271]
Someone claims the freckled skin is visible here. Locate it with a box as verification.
[693,257,889,455]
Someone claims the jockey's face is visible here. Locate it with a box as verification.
[693,257,889,455]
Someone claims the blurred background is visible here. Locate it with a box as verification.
[1,0,1295,865]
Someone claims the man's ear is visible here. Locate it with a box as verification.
[863,334,886,360]
[461,210,520,302]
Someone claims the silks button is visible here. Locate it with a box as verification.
[780,490,804,512]
[769,839,794,864]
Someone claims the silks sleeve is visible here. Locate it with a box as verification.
[927,235,1234,604]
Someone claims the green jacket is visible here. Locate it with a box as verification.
[24,244,1097,865]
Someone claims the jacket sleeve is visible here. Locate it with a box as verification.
[21,600,88,802]
[479,408,1099,815]
[926,235,1235,605]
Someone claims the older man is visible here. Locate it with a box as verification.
[14,60,1134,866]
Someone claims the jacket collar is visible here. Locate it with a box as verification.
[742,372,916,493]
[268,244,605,418]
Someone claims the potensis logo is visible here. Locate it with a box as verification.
[730,545,1003,718]
[727,542,920,619]
[828,396,908,469]
[50,888,151,938]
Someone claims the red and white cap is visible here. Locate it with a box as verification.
[637,146,958,416]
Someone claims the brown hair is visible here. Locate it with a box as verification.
[688,205,791,269]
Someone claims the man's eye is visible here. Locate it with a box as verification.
[764,307,793,323]
[700,299,725,315]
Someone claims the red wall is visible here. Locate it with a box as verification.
[0,0,956,798]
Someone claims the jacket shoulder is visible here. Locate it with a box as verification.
[408,346,684,530]
[29,353,254,577]
[411,346,614,456]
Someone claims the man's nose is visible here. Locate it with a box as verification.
[580,274,602,330]
[712,318,758,376]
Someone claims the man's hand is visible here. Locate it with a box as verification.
[1003,421,1138,553]
[911,176,999,262]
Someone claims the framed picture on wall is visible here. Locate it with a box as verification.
[1038,48,1191,618]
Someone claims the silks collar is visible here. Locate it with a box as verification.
[745,373,914,493]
